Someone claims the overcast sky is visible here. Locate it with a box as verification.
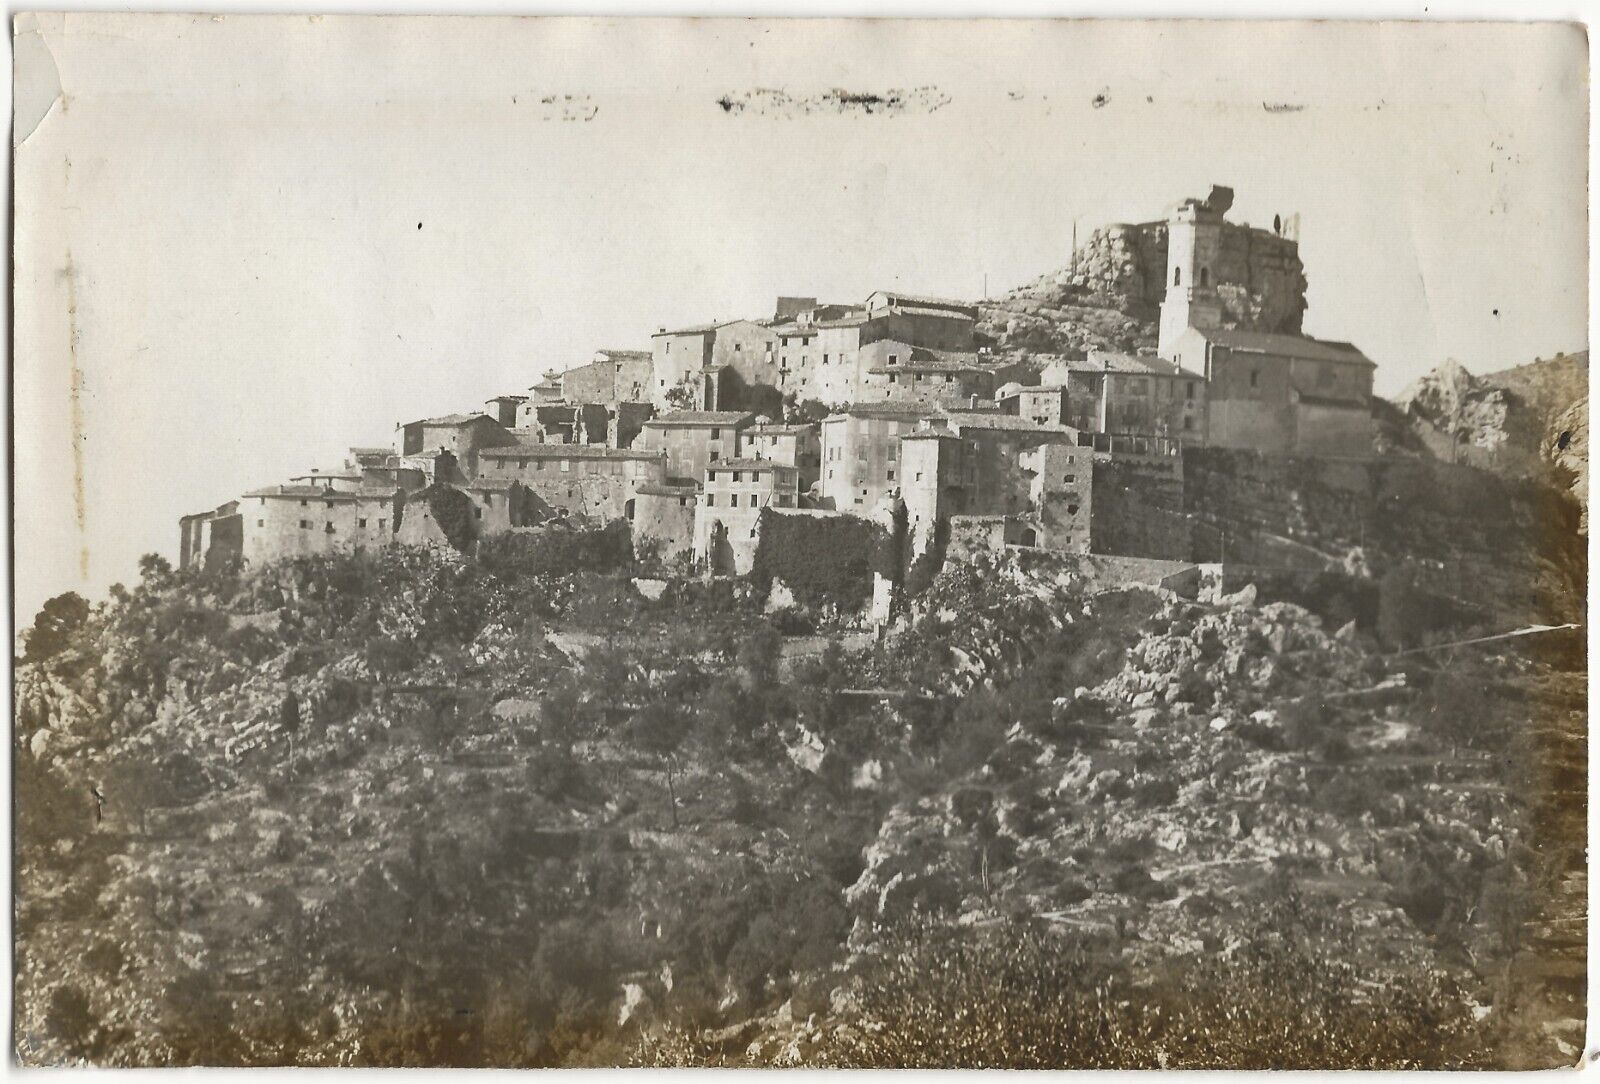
[14,15,1588,621]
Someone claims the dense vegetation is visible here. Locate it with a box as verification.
[13,520,1585,1067]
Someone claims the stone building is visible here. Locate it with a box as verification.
[562,349,654,405]
[485,394,528,428]
[819,403,934,512]
[395,414,519,478]
[857,341,994,405]
[651,322,719,406]
[741,423,821,492]
[861,292,979,351]
[899,423,1094,559]
[476,443,668,522]
[239,484,403,565]
[632,481,699,560]
[1168,327,1374,456]
[693,459,802,574]
[998,384,1069,427]
[178,500,243,570]
[635,410,755,485]
[1040,351,1206,441]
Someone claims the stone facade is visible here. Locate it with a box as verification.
[1170,326,1374,457]
[635,410,755,485]
[742,423,821,492]
[819,403,933,513]
[240,485,403,565]
[477,444,667,522]
[693,459,802,574]
[178,501,243,570]
[562,349,653,405]
[396,414,519,477]
[632,483,698,560]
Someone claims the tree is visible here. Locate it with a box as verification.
[45,984,96,1059]
[138,553,173,582]
[626,701,693,828]
[21,591,91,663]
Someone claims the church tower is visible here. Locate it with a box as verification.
[1157,186,1231,359]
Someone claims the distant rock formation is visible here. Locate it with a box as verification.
[1383,351,1588,533]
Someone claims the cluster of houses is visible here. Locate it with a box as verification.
[180,187,1378,582]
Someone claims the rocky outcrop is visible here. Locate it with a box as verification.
[1384,352,1587,532]
[978,219,1308,359]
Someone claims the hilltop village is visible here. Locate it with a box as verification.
[179,187,1379,591]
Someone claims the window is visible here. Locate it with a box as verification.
[257,519,264,527]
[536,460,545,471]
[887,468,896,482]
[888,374,898,384]
[474,507,482,519]
[1067,504,1080,515]
[378,519,386,530]
[710,428,721,440]
[484,493,493,506]
[707,494,716,507]
[326,521,335,532]
[1173,266,1181,286]
[1186,381,1196,401]
[1199,266,1210,287]
[823,353,830,365]
[299,519,310,529]
[857,445,867,461]
[300,500,308,507]
[1249,370,1259,388]
[561,460,571,472]
[359,518,368,528]
[1064,473,1075,483]
[519,459,528,470]
[889,354,899,364]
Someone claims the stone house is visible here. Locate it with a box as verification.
[484,394,528,428]
[562,349,654,405]
[998,384,1070,427]
[819,403,935,513]
[1041,352,1207,441]
[635,410,756,485]
[650,323,719,406]
[395,414,519,478]
[741,423,821,492]
[239,484,403,565]
[476,443,668,522]
[1167,326,1375,456]
[857,341,994,405]
[861,291,979,352]
[693,459,802,574]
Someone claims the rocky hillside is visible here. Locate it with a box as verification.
[977,218,1307,364]
[1383,352,1588,530]
[13,508,1585,1068]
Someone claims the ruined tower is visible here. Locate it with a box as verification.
[1157,185,1231,359]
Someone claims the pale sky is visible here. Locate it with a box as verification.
[13,15,1589,621]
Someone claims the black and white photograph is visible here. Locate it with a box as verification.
[10,13,1590,1068]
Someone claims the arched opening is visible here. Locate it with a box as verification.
[625,498,636,522]
[1018,526,1038,548]
[1173,266,1181,287]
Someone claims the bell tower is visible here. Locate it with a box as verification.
[1158,185,1231,359]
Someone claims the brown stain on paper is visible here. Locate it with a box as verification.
[61,250,89,579]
